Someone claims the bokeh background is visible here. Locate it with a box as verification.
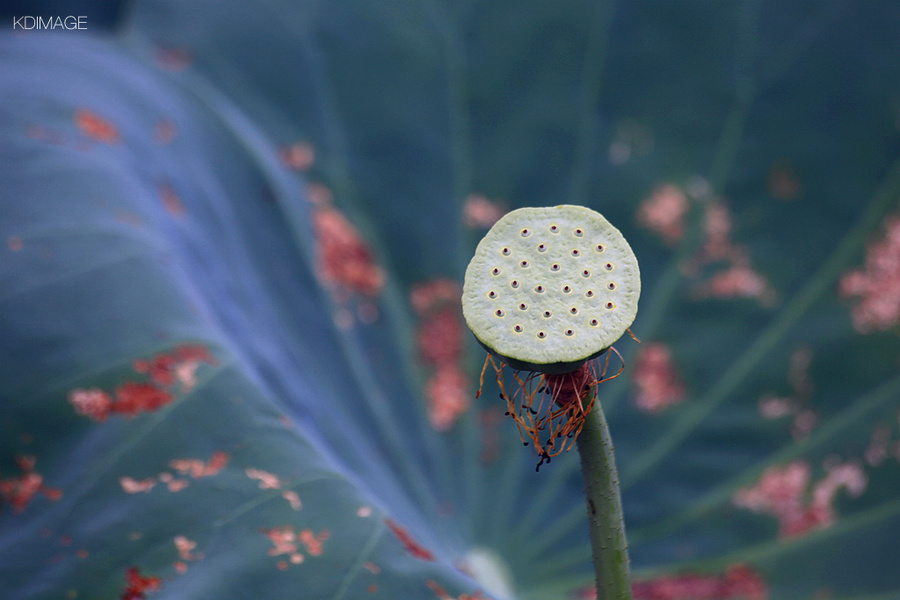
[2,1,900,599]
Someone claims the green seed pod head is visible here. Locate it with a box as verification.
[462,205,640,374]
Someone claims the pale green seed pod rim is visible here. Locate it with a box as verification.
[462,205,640,374]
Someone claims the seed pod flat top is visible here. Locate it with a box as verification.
[462,205,640,373]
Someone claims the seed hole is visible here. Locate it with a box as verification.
[585,290,594,298]
[534,285,545,293]
[589,318,599,327]
[550,225,559,233]
[521,228,531,237]
[511,280,519,289]
[605,302,615,310]
[571,249,581,257]
[537,331,547,339]
[565,329,574,337]
[519,303,528,311]
[563,285,571,293]
[537,244,547,252]
[502,247,511,256]
[488,291,497,299]
[520,260,529,268]
[495,309,504,317]
[491,267,501,276]
[596,244,605,252]
[570,307,578,315]
[543,310,552,318]
[514,325,523,333]
[574,228,584,237]
[550,264,560,272]
[582,269,591,278]
[605,263,614,271]
[607,282,616,290]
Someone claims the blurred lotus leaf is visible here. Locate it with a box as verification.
[2,2,900,599]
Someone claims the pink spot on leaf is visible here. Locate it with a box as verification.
[112,382,173,418]
[631,343,686,414]
[298,529,329,556]
[839,213,900,333]
[282,490,302,510]
[411,279,471,430]
[158,183,186,218]
[734,459,867,538]
[169,451,229,478]
[385,518,434,561]
[463,194,505,229]
[637,184,690,245]
[68,388,113,422]
[121,567,161,600]
[313,202,385,299]
[280,142,316,171]
[631,563,767,600]
[120,477,158,494]
[246,467,282,490]
[0,455,62,512]
[74,108,120,144]
[174,535,203,562]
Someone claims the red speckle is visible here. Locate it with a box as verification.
[425,579,488,600]
[133,354,178,386]
[693,264,775,304]
[282,490,302,510]
[313,204,385,298]
[733,460,867,538]
[757,347,815,440]
[463,194,506,229]
[71,345,216,421]
[245,467,282,489]
[681,201,776,306]
[417,308,464,366]
[120,476,158,494]
[7,235,23,252]
[367,584,378,593]
[280,142,316,170]
[628,563,768,600]
[839,213,900,333]
[364,561,380,574]
[298,529,330,556]
[426,367,470,432]
[121,567,161,600]
[112,382,173,417]
[631,343,686,414]
[174,535,203,562]
[0,455,62,513]
[411,279,471,430]
[261,526,308,566]
[169,451,229,478]
[385,518,434,561]
[74,108,120,144]
[158,183,186,218]
[637,184,690,245]
[68,388,113,422]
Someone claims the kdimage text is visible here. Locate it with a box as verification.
[12,16,88,30]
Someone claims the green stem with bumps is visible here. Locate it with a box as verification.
[576,394,632,600]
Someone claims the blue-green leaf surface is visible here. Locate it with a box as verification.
[3,2,900,599]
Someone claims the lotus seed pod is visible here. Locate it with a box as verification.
[462,205,640,374]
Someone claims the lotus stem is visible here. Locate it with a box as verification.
[576,393,632,600]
